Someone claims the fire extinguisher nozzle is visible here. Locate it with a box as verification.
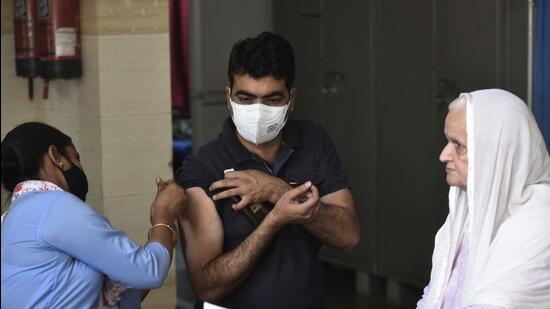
[42,79,49,101]
[28,78,34,101]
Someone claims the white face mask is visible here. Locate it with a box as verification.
[230,97,290,145]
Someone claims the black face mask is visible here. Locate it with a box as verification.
[62,164,89,202]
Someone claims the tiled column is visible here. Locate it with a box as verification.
[92,0,172,246]
[93,3,175,305]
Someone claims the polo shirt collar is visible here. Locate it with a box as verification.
[221,117,301,164]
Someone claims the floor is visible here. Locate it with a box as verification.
[322,264,419,309]
[141,263,421,309]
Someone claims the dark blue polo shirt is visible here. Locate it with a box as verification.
[176,118,349,309]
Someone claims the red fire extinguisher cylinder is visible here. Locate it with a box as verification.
[13,0,40,99]
[38,0,82,81]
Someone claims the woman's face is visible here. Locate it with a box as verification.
[44,143,87,199]
[62,144,84,171]
[440,106,468,190]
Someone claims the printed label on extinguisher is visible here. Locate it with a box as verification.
[55,28,76,57]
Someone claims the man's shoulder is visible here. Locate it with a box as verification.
[194,137,225,160]
[179,139,221,171]
[176,136,226,188]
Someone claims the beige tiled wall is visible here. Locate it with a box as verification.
[1,1,13,35]
[0,33,37,210]
[98,33,170,115]
[1,35,37,134]
[82,0,169,36]
[96,32,172,241]
[1,1,175,307]
[101,114,172,195]
[91,0,169,35]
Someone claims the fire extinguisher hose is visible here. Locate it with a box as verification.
[28,78,34,101]
[42,79,49,100]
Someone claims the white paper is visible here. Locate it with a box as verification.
[55,27,76,57]
[204,302,229,309]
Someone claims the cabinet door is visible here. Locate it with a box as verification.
[376,0,446,286]
[274,0,324,124]
[377,0,528,285]
[319,0,376,271]
[275,0,377,272]
[435,0,528,99]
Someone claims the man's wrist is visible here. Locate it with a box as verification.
[269,180,292,204]
[263,212,285,232]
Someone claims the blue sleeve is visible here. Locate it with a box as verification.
[38,193,171,289]
[118,289,142,309]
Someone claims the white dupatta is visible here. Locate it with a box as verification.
[423,89,550,308]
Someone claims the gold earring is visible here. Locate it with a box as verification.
[59,161,63,167]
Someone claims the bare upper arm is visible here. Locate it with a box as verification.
[320,188,355,211]
[179,187,224,276]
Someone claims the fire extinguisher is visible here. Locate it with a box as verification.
[13,0,39,100]
[37,0,82,99]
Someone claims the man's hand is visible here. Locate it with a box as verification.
[209,170,292,209]
[266,181,321,227]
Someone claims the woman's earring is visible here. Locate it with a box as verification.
[59,161,63,167]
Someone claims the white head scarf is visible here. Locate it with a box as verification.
[423,89,550,308]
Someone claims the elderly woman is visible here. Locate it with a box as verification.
[1,122,186,308]
[417,89,550,308]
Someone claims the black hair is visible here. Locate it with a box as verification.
[228,31,295,91]
[1,122,72,192]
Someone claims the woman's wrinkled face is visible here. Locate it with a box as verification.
[440,106,468,190]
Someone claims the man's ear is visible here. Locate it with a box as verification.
[289,87,298,112]
[47,145,63,169]
[225,86,232,113]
